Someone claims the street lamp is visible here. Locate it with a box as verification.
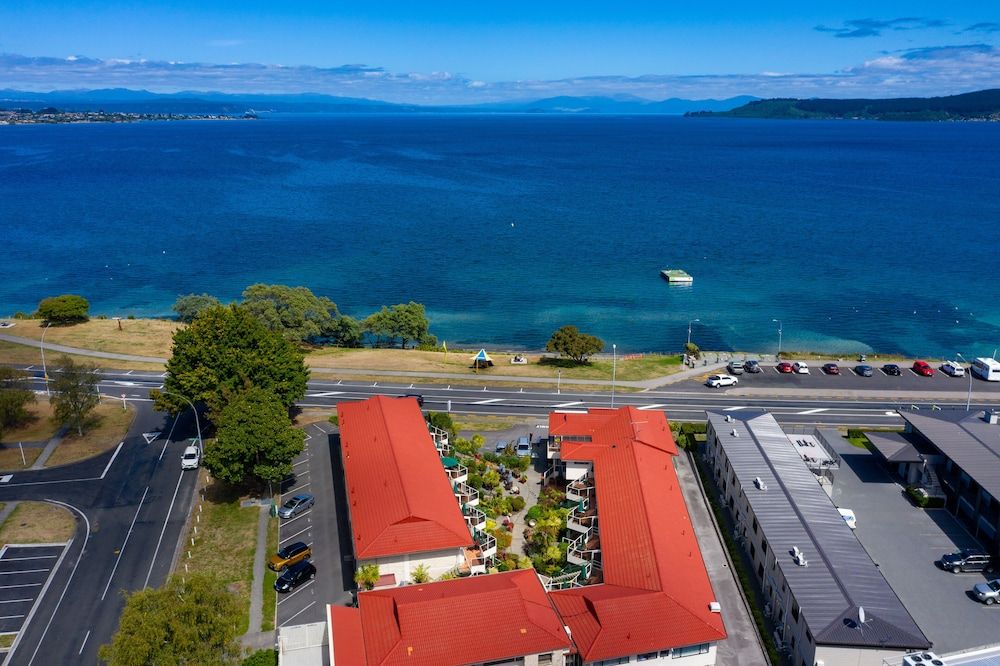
[40,322,52,397]
[611,344,617,409]
[158,389,203,448]
[557,369,561,395]
[772,319,783,358]
[687,319,700,347]
[956,352,973,412]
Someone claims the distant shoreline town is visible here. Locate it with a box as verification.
[1,108,257,125]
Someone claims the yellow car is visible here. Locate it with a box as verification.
[268,541,312,572]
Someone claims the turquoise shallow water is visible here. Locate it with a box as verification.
[1,114,999,356]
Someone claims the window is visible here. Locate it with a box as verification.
[637,653,658,662]
[752,518,758,534]
[750,543,756,559]
[791,601,800,622]
[592,658,628,666]
[673,644,710,658]
[537,656,552,666]
[660,650,672,657]
[757,563,764,580]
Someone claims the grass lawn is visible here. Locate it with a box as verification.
[6,318,180,358]
[0,502,75,546]
[292,407,336,428]
[0,340,165,371]
[453,415,537,433]
[181,472,260,634]
[44,401,135,467]
[261,509,279,632]
[0,633,14,648]
[0,400,59,444]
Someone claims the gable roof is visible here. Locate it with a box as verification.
[549,407,726,661]
[707,410,929,650]
[337,396,472,560]
[328,570,571,666]
[902,409,1000,499]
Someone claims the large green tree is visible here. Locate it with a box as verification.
[51,356,100,436]
[172,293,221,323]
[363,302,430,348]
[155,305,308,422]
[241,284,339,343]
[545,325,604,363]
[0,368,35,442]
[204,387,305,486]
[99,574,242,666]
[35,294,89,324]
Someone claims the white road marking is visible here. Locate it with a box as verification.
[281,509,312,527]
[280,526,312,544]
[101,486,150,601]
[637,404,667,410]
[0,583,43,589]
[307,391,344,398]
[797,408,829,415]
[277,583,315,606]
[99,441,125,479]
[280,600,318,627]
[472,398,504,405]
[0,614,24,620]
[0,556,57,562]
[0,569,48,575]
[281,483,311,496]
[78,630,91,655]
[292,459,310,468]
[553,401,584,408]
[0,598,33,604]
[723,406,747,411]
[143,471,186,589]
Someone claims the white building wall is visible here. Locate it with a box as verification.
[565,460,592,482]
[361,548,464,584]
[813,645,909,666]
[577,643,716,665]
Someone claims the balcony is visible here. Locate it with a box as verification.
[475,531,497,559]
[566,477,594,503]
[429,424,450,453]
[442,457,468,484]
[565,528,601,567]
[566,502,598,534]
[464,506,487,532]
[547,438,561,460]
[454,481,479,508]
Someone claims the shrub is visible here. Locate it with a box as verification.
[685,342,701,359]
[453,438,478,456]
[545,325,604,363]
[427,412,457,440]
[509,496,526,512]
[242,650,278,666]
[36,294,89,324]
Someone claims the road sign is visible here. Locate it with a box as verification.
[142,432,162,444]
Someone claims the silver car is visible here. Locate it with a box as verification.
[277,493,315,519]
[973,579,1000,605]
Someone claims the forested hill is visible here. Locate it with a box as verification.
[686,89,1000,121]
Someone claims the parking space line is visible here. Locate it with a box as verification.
[0,556,58,562]
[292,459,309,468]
[0,583,43,590]
[281,483,311,497]
[0,569,48,575]
[281,509,312,527]
[281,600,317,626]
[280,526,311,544]
[0,614,24,620]
[276,580,315,605]
[0,599,33,604]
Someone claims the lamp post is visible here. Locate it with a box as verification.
[557,369,561,395]
[687,319,700,347]
[40,322,52,397]
[956,352,973,412]
[772,319,783,359]
[611,344,617,409]
[159,389,203,449]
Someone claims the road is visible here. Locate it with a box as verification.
[0,400,200,665]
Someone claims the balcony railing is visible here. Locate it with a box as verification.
[566,476,594,503]
[464,506,487,532]
[454,481,479,507]
[546,438,561,460]
[475,531,497,559]
[444,462,468,484]
[565,527,601,567]
[566,505,598,534]
[429,424,450,453]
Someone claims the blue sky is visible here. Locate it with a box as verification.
[1,1,999,102]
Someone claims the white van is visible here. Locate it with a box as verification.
[972,357,1000,382]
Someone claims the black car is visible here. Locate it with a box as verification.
[743,359,762,373]
[403,393,424,407]
[940,548,994,574]
[855,364,874,377]
[882,363,902,376]
[274,560,316,592]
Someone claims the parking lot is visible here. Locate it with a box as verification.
[828,438,999,652]
[275,422,352,630]
[0,544,65,635]
[692,359,1000,394]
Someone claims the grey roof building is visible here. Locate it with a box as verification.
[705,409,930,666]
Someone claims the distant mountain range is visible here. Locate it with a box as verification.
[686,89,1000,121]
[0,88,756,115]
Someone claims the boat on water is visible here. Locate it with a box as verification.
[660,269,693,284]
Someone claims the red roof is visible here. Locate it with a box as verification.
[328,570,571,666]
[337,396,471,559]
[549,408,726,661]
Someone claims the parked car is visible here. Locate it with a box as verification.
[277,493,315,519]
[822,363,840,375]
[792,361,810,374]
[744,359,762,373]
[274,560,316,592]
[268,541,312,572]
[913,360,935,377]
[494,439,511,454]
[855,364,874,377]
[777,362,794,374]
[706,374,739,388]
[941,361,966,377]
[403,393,424,406]
[940,548,994,573]
[883,363,902,376]
[180,445,200,470]
[973,579,1000,605]
[515,435,531,457]
[837,508,857,530]
[726,360,745,375]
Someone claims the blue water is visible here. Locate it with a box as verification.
[1,114,999,356]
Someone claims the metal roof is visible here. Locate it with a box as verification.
[901,409,1000,499]
[865,431,924,464]
[707,410,929,650]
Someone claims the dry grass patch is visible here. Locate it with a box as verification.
[0,633,14,649]
[453,415,537,433]
[0,340,165,371]
[44,401,135,467]
[1,400,59,444]
[0,502,75,546]
[7,318,180,358]
[293,407,336,427]
[0,447,42,471]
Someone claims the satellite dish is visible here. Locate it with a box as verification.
[858,606,866,624]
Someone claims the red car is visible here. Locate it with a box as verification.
[823,363,840,375]
[777,362,794,374]
[913,360,935,377]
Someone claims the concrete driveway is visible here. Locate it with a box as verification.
[829,438,1000,653]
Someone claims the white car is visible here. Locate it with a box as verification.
[838,508,857,530]
[706,374,739,388]
[941,361,965,377]
[181,445,201,470]
[792,362,810,374]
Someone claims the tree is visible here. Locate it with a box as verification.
[362,302,430,348]
[362,306,396,347]
[242,650,278,666]
[173,293,221,323]
[99,574,241,666]
[410,563,431,584]
[0,368,35,442]
[155,305,308,422]
[355,564,380,591]
[203,387,305,486]
[328,315,364,347]
[545,325,604,363]
[426,412,456,440]
[50,356,100,436]
[35,294,89,324]
[685,342,701,359]
[241,284,339,343]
